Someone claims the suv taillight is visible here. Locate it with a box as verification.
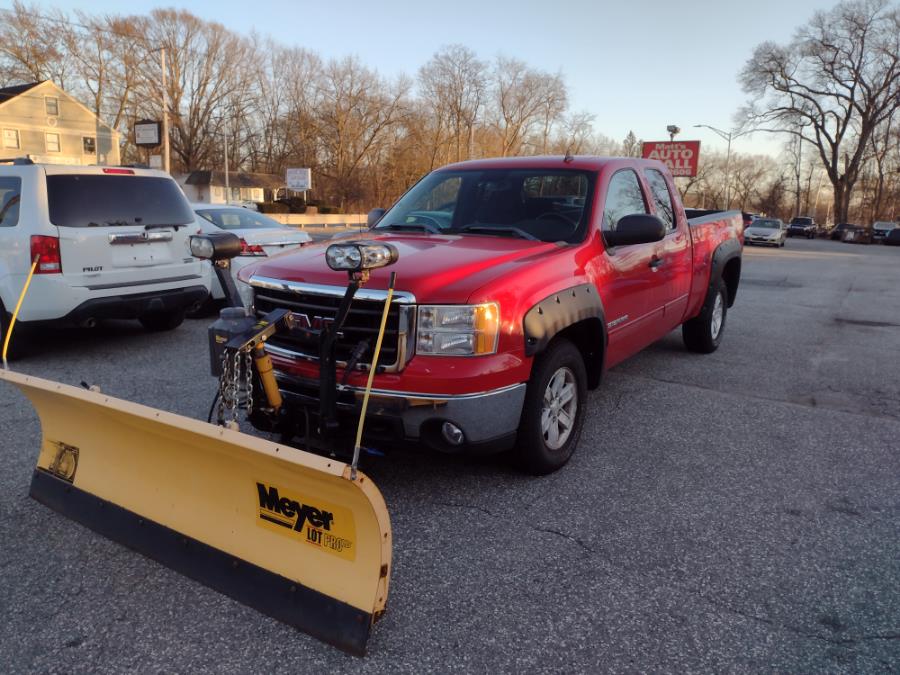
[30,235,62,274]
[239,239,266,256]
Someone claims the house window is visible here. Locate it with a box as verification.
[3,128,19,149]
[45,132,61,153]
[82,136,96,155]
[45,96,59,116]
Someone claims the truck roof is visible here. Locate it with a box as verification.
[438,155,665,173]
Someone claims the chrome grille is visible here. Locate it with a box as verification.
[251,279,415,371]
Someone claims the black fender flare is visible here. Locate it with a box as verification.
[709,237,742,306]
[523,284,606,388]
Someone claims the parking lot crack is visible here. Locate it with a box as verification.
[621,372,900,422]
[527,524,597,556]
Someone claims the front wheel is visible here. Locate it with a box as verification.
[139,310,185,332]
[515,339,587,475]
[682,278,728,354]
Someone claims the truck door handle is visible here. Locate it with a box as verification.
[649,255,664,270]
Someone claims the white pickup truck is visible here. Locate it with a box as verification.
[0,160,210,356]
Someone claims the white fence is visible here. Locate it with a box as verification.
[266,213,367,230]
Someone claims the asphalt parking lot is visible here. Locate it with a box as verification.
[1,237,898,672]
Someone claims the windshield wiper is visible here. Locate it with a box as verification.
[380,222,441,234]
[458,225,538,241]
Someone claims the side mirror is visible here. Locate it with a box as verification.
[190,232,242,261]
[367,208,386,228]
[604,214,666,247]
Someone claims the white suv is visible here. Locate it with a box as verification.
[0,161,210,353]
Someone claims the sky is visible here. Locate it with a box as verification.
[21,0,835,158]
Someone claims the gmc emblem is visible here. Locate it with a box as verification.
[292,313,334,330]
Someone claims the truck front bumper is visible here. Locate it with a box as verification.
[274,372,526,454]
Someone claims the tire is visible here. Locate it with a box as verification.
[682,278,728,354]
[515,338,587,475]
[186,294,220,319]
[139,310,185,332]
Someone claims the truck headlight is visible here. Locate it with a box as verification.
[416,303,499,356]
[325,242,398,271]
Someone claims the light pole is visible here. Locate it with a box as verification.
[694,124,753,209]
[206,116,231,204]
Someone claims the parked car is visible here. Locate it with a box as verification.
[830,223,857,240]
[742,212,757,229]
[0,160,211,358]
[192,204,311,309]
[872,221,898,242]
[234,156,743,474]
[884,228,900,246]
[744,218,786,247]
[841,225,872,244]
[788,216,817,238]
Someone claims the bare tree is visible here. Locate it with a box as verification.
[741,0,900,224]
[418,45,487,163]
[490,57,565,156]
[0,1,71,86]
[138,9,257,171]
[621,131,642,157]
[312,56,410,208]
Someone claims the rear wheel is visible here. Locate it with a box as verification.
[139,310,185,332]
[683,278,728,354]
[515,339,587,475]
[186,294,220,319]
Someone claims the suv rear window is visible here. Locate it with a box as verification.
[47,174,194,228]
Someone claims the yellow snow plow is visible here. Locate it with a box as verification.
[0,235,402,656]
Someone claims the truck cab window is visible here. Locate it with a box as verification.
[644,169,675,231]
[602,170,647,232]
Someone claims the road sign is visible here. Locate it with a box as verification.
[641,141,701,177]
[134,120,162,148]
[286,168,312,191]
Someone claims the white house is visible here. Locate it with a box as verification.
[0,80,120,166]
[178,170,284,205]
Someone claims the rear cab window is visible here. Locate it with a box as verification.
[46,174,194,228]
[643,168,675,231]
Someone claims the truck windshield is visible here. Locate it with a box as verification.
[375,168,594,243]
[47,175,195,228]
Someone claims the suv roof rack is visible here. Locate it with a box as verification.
[0,157,34,165]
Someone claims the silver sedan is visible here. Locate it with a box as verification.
[744,218,786,247]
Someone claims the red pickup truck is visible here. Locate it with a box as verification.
[238,156,742,473]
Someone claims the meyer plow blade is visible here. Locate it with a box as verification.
[1,369,391,656]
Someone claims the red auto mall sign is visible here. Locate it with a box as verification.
[641,141,701,177]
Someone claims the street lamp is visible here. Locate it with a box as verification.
[693,124,753,209]
[206,116,231,204]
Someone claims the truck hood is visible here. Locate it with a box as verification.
[240,231,562,304]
